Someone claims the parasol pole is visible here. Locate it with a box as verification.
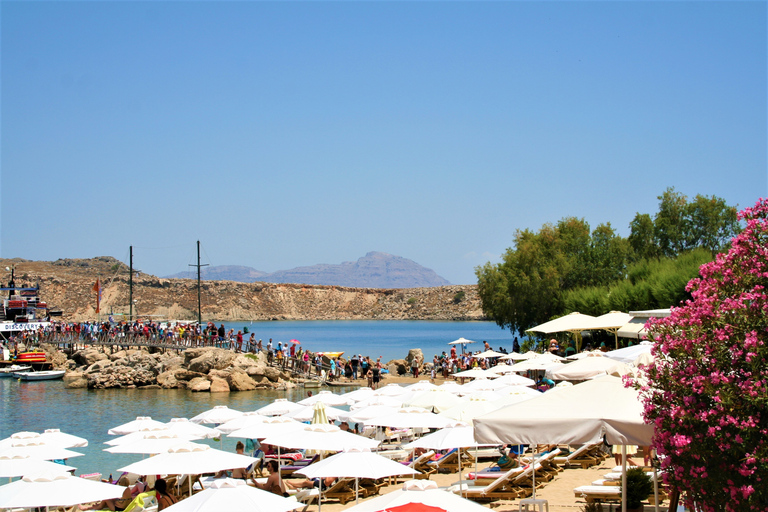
[621,444,627,512]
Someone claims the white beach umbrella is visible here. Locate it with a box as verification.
[473,349,506,359]
[438,381,464,394]
[0,439,84,461]
[215,413,266,435]
[338,405,400,424]
[489,373,536,387]
[401,389,464,413]
[365,409,454,430]
[439,399,503,423]
[546,357,633,381]
[507,357,563,372]
[108,416,167,436]
[603,341,654,364]
[297,390,350,406]
[165,418,223,438]
[462,390,503,402]
[452,368,489,379]
[495,385,542,397]
[263,423,380,453]
[190,405,244,425]
[404,424,491,497]
[105,432,202,455]
[227,416,305,440]
[498,351,534,361]
[339,387,375,404]
[484,363,516,374]
[298,448,418,503]
[457,377,507,394]
[118,442,258,475]
[255,399,304,417]
[448,337,476,346]
[528,312,598,334]
[39,429,89,448]
[285,404,346,422]
[403,381,439,393]
[0,432,41,451]
[343,479,490,512]
[162,478,302,512]
[0,454,76,479]
[349,395,404,410]
[372,383,407,397]
[0,469,125,509]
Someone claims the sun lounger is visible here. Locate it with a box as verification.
[444,465,529,502]
[428,447,475,474]
[322,477,368,505]
[123,491,158,512]
[406,449,436,480]
[574,485,621,503]
[554,442,603,469]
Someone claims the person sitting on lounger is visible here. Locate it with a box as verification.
[252,460,288,497]
[154,478,178,511]
[285,475,337,491]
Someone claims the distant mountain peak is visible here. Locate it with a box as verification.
[166,252,450,289]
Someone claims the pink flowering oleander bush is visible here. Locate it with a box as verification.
[638,198,768,512]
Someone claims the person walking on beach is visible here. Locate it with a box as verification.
[351,354,359,379]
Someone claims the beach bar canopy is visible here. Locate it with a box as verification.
[616,309,671,339]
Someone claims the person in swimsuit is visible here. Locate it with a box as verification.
[154,478,178,511]
[252,460,287,496]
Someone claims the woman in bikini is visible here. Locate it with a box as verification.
[154,478,178,511]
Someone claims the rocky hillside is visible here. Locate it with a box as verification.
[0,257,483,322]
[166,251,451,288]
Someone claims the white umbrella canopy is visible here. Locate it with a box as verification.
[528,312,598,334]
[216,413,266,435]
[448,337,476,346]
[473,349,506,359]
[365,410,454,430]
[404,423,487,451]
[105,432,202,455]
[546,357,633,381]
[473,375,653,446]
[403,381,439,393]
[495,385,542,397]
[452,368,489,379]
[227,417,305,440]
[349,395,404,410]
[339,387,375,404]
[263,423,380,453]
[162,478,302,512]
[489,373,536,387]
[343,479,490,512]
[0,469,125,508]
[0,454,76,479]
[0,439,84,461]
[165,418,223,438]
[439,399,503,423]
[118,442,259,475]
[255,399,304,417]
[190,405,244,425]
[400,389,465,413]
[108,416,167,435]
[372,383,408,397]
[40,429,89,448]
[298,449,418,480]
[287,403,347,423]
[507,357,563,372]
[457,377,507,394]
[498,351,532,361]
[0,432,42,451]
[484,363,516,375]
[338,405,400,424]
[437,381,464,394]
[298,390,350,406]
[603,341,654,364]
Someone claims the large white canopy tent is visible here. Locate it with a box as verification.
[474,375,654,512]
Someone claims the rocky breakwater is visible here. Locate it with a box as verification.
[61,347,296,392]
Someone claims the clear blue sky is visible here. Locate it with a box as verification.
[2,1,766,285]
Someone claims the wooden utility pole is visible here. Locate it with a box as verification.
[189,241,208,325]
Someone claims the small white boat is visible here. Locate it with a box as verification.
[0,365,32,377]
[13,370,66,381]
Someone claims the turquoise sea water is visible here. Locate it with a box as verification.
[1,320,513,478]
[218,320,515,362]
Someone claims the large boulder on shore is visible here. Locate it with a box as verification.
[73,348,108,367]
[188,377,211,392]
[406,349,423,366]
[63,371,88,389]
[227,370,257,391]
[186,348,237,374]
[209,377,230,393]
[157,370,183,389]
[87,365,157,389]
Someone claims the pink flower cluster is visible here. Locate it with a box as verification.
[635,198,768,512]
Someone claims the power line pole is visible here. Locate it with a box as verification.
[189,241,208,325]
